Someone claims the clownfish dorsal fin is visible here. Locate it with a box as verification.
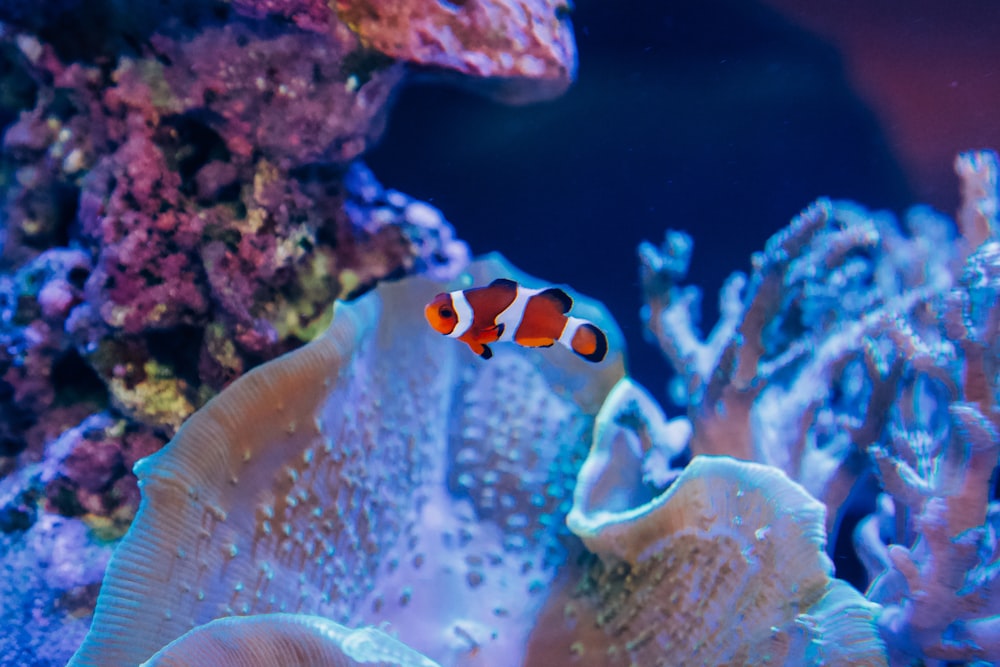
[488,278,518,290]
[537,287,573,314]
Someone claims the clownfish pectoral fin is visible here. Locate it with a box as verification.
[481,322,505,342]
[537,287,573,314]
[462,339,494,359]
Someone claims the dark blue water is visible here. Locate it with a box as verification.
[367,0,913,407]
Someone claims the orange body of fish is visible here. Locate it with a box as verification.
[424,278,608,362]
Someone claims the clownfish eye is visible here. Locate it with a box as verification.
[439,307,454,318]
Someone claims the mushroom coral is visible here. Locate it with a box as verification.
[68,254,886,666]
[141,614,441,667]
[68,254,624,666]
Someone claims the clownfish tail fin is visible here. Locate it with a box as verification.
[538,287,573,314]
[559,317,608,363]
[575,322,608,362]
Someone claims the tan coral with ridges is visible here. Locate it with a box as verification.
[141,614,441,666]
[553,379,886,666]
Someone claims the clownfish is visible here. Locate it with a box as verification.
[424,278,608,362]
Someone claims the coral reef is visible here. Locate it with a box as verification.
[44,140,1000,665]
[0,0,588,527]
[0,0,581,464]
[2,0,998,662]
[69,255,887,666]
[0,0,573,661]
[0,18,458,437]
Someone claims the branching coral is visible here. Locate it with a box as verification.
[862,238,1000,662]
[640,150,1000,665]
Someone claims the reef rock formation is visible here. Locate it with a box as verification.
[0,0,579,452]
[0,20,466,444]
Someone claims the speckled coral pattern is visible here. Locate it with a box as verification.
[69,256,624,667]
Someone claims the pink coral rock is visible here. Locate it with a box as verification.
[334,0,577,103]
[229,0,578,103]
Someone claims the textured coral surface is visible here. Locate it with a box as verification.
[334,0,577,103]
[0,0,474,512]
[69,255,624,666]
[0,0,571,661]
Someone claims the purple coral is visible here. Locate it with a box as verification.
[0,249,98,461]
[0,2,475,454]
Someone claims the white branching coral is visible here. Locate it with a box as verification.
[640,150,1000,665]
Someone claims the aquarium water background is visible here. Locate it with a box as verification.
[0,0,998,665]
[369,0,995,403]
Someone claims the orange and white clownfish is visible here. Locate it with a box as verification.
[424,278,608,362]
